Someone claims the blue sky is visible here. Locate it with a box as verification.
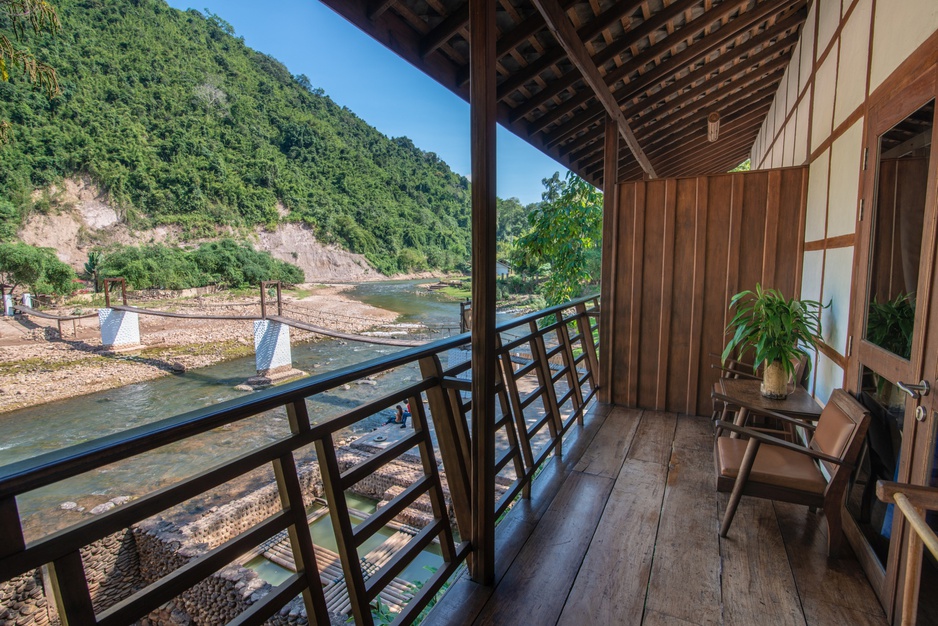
[165,0,568,205]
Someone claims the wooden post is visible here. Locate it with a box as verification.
[599,115,619,403]
[469,0,497,586]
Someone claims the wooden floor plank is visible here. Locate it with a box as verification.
[559,458,668,625]
[423,403,610,626]
[426,407,886,626]
[642,609,710,625]
[574,407,642,478]
[472,471,614,626]
[627,410,678,465]
[773,501,888,624]
[719,494,806,626]
[644,416,722,626]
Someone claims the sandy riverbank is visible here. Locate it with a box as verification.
[0,284,404,413]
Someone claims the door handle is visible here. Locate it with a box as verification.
[897,379,930,399]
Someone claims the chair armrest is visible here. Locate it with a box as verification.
[710,364,760,380]
[714,420,843,465]
[710,392,818,431]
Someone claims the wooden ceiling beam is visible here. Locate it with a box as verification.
[563,30,795,166]
[367,0,395,20]
[586,94,773,176]
[633,45,793,140]
[456,0,580,87]
[657,134,756,177]
[421,3,470,58]
[530,0,757,136]
[638,80,780,151]
[648,102,773,168]
[612,98,772,179]
[538,0,804,144]
[510,0,699,121]
[630,17,800,120]
[650,121,761,174]
[531,0,657,177]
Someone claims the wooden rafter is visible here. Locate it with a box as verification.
[321,0,806,184]
[421,3,470,58]
[538,0,804,146]
[530,0,657,177]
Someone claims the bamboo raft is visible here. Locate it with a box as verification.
[263,531,417,615]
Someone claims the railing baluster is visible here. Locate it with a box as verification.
[575,302,600,397]
[315,435,372,626]
[410,393,459,564]
[48,551,96,625]
[530,320,563,458]
[273,452,330,624]
[558,311,584,425]
[498,338,536,488]
[492,352,529,500]
[419,356,472,538]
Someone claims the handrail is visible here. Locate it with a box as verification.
[877,480,938,626]
[0,294,601,626]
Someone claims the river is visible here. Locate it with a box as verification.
[0,279,504,540]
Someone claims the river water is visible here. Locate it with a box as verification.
[0,279,496,539]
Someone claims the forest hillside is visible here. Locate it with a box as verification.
[0,0,474,275]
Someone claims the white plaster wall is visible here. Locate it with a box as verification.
[811,54,838,152]
[870,0,938,92]
[814,352,843,405]
[821,246,855,355]
[826,119,864,237]
[805,150,830,240]
[834,0,871,127]
[817,0,843,56]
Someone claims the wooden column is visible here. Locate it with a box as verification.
[599,115,619,403]
[469,0,497,585]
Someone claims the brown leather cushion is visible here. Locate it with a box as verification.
[812,401,855,459]
[717,437,827,494]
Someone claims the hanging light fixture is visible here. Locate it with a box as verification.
[707,112,720,142]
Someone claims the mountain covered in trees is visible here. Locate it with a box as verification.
[0,0,474,275]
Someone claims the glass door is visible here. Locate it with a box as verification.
[847,67,938,621]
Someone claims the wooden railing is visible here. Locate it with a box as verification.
[0,295,599,625]
[877,481,938,626]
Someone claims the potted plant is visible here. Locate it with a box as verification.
[722,284,825,399]
[866,292,915,408]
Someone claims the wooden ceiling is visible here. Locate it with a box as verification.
[319,0,807,188]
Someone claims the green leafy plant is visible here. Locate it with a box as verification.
[722,284,825,379]
[866,293,915,359]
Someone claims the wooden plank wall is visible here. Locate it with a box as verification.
[606,167,808,416]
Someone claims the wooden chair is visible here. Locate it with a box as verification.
[714,389,871,556]
[709,352,759,421]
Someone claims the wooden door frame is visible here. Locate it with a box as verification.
[846,59,938,621]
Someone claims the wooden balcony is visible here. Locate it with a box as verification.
[424,405,888,626]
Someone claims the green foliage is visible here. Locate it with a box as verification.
[97,238,303,290]
[81,249,100,291]
[0,240,75,294]
[867,293,915,359]
[0,0,471,273]
[0,0,61,142]
[730,159,751,172]
[722,284,825,378]
[513,171,603,305]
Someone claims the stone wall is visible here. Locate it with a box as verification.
[0,449,446,625]
[0,530,140,626]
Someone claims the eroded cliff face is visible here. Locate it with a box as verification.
[18,177,381,283]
